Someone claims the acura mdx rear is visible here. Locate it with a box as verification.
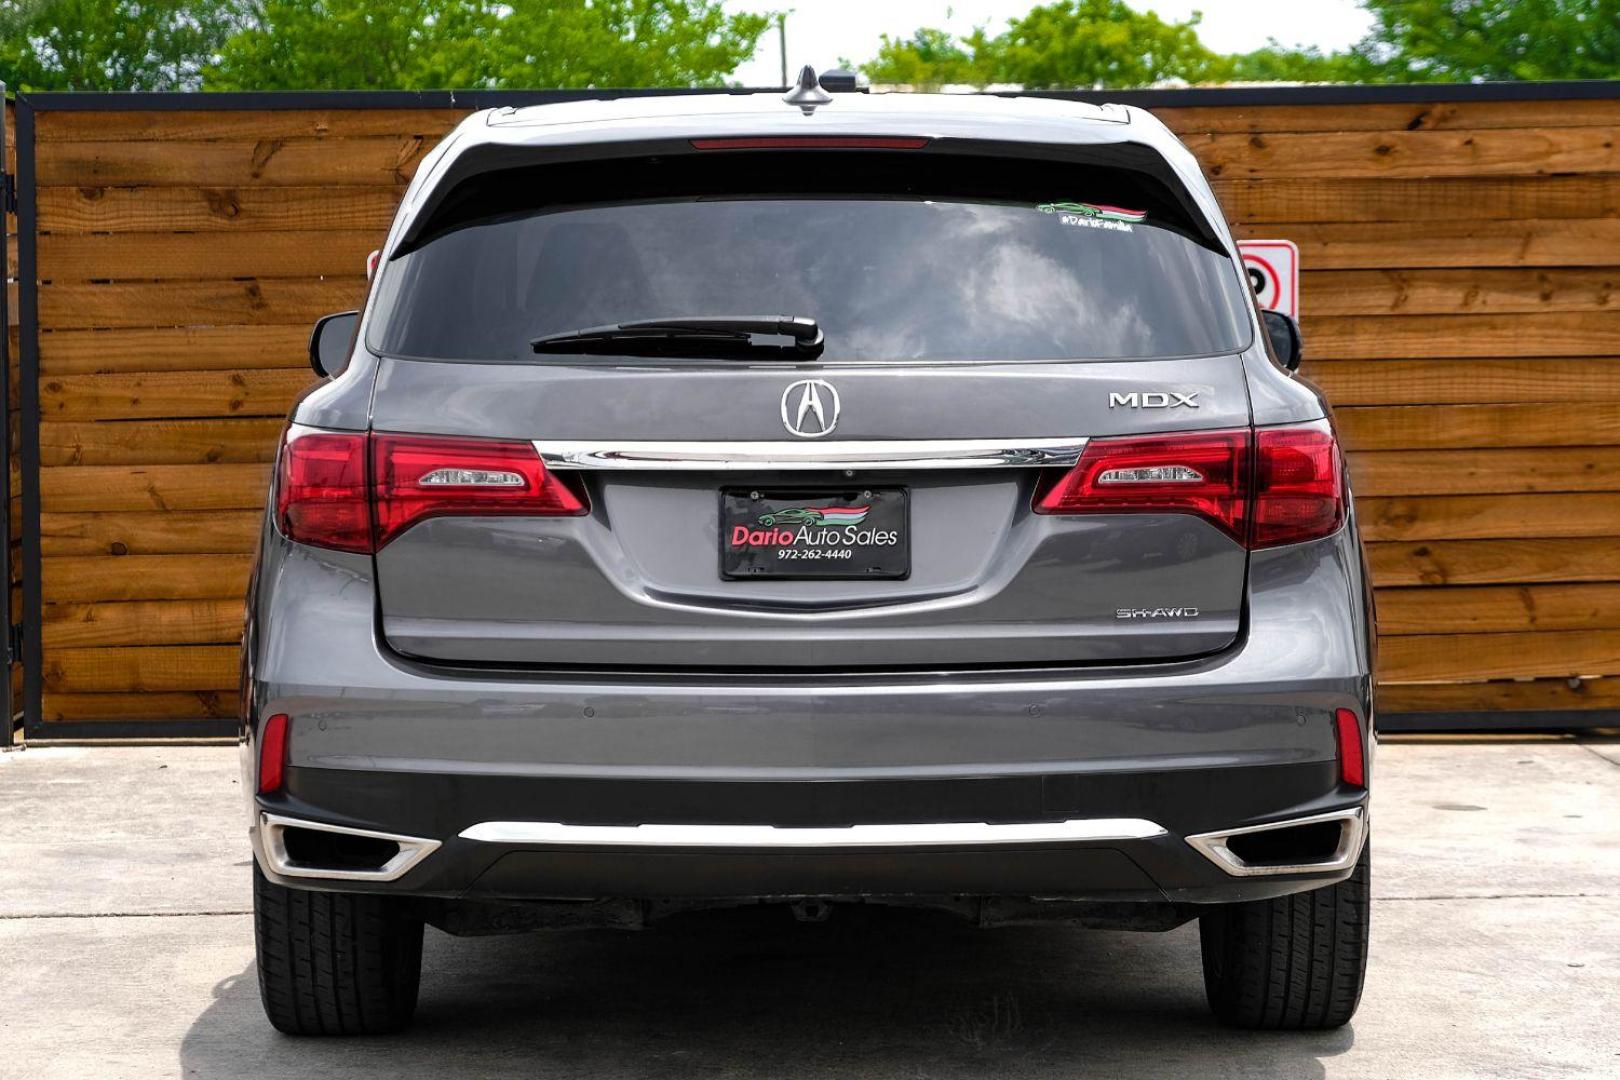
[242,85,1373,1036]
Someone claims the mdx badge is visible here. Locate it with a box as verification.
[782,379,840,438]
[1109,392,1200,409]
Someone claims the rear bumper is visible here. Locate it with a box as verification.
[252,762,1367,905]
[243,518,1374,907]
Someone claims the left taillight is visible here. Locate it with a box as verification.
[274,425,587,553]
[372,432,586,548]
[276,428,371,554]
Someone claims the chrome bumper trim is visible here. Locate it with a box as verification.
[1184,806,1367,878]
[259,812,441,883]
[532,437,1088,472]
[459,817,1165,848]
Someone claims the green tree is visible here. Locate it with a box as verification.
[1222,42,1371,84]
[863,27,978,90]
[0,0,243,90]
[982,0,1222,89]
[861,0,1221,89]
[207,0,772,90]
[1353,0,1620,82]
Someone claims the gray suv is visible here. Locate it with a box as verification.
[243,80,1373,1035]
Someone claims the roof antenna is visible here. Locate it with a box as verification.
[782,64,833,115]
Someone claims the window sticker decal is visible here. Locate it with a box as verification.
[1038,201,1146,232]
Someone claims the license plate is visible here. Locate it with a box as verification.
[721,488,910,579]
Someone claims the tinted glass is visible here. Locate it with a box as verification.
[370,194,1251,363]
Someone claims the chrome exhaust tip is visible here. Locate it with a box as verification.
[259,813,440,883]
[1185,806,1366,878]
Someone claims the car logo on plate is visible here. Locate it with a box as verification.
[781,379,840,438]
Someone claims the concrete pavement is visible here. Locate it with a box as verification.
[2,739,1617,1079]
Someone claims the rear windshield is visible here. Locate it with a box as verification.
[369,153,1252,363]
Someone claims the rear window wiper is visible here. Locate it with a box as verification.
[531,315,823,358]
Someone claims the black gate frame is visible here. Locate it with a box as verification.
[11,81,1620,740]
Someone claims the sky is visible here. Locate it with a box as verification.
[723,0,1375,85]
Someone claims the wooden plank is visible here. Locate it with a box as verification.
[41,464,271,513]
[42,690,234,722]
[1366,538,1620,587]
[1375,584,1620,635]
[41,510,262,556]
[39,230,379,281]
[1158,99,1620,134]
[41,279,367,330]
[1306,313,1620,360]
[41,419,284,466]
[1308,359,1620,405]
[1189,128,1620,179]
[42,599,244,648]
[1235,219,1620,270]
[1304,269,1620,318]
[42,645,239,693]
[40,369,314,421]
[1213,176,1620,224]
[1351,448,1620,497]
[1338,404,1620,450]
[1379,629,1620,683]
[37,136,438,186]
[36,108,464,142]
[1377,678,1620,714]
[1358,493,1620,542]
[40,325,312,375]
[42,555,253,601]
[38,184,404,234]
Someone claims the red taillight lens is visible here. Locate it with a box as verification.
[275,426,588,553]
[258,713,289,794]
[276,429,370,554]
[1334,707,1365,788]
[372,433,585,548]
[1035,429,1250,543]
[1034,421,1345,550]
[1252,421,1344,549]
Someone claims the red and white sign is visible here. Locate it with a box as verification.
[1238,239,1299,319]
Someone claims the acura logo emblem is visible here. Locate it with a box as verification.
[781,379,840,438]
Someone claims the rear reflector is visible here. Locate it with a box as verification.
[690,136,931,150]
[1035,429,1249,543]
[1034,420,1345,550]
[275,425,587,553]
[1335,708,1365,788]
[258,713,289,794]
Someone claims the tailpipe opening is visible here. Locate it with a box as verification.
[259,813,440,883]
[1185,807,1365,878]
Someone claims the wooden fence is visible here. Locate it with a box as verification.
[14,85,1620,737]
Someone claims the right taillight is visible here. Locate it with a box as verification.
[1035,428,1250,543]
[1035,418,1344,550]
[274,425,588,553]
[1251,420,1344,549]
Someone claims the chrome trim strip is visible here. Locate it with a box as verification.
[533,437,1088,471]
[1184,807,1367,878]
[259,812,441,883]
[460,817,1165,848]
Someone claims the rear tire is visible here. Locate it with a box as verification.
[1198,841,1369,1029]
[253,862,424,1035]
